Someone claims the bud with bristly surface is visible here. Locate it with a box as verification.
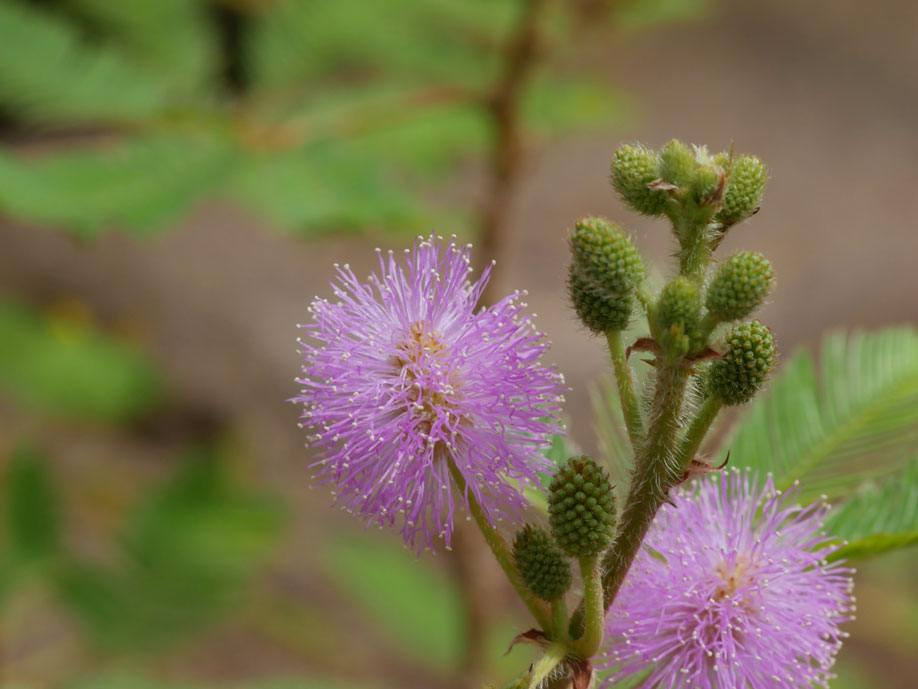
[513,525,572,602]
[707,251,774,322]
[611,144,668,216]
[548,456,616,559]
[708,320,777,405]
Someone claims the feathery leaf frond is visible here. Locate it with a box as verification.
[826,461,918,560]
[720,328,918,503]
[0,135,233,237]
[60,0,218,94]
[0,1,167,124]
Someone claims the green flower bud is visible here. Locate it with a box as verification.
[548,456,616,559]
[611,144,668,216]
[708,320,776,405]
[707,251,774,322]
[568,265,633,334]
[655,276,703,358]
[691,162,725,206]
[569,217,644,297]
[512,525,572,602]
[717,155,767,228]
[659,139,697,190]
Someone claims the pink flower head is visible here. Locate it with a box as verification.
[600,469,854,689]
[293,235,565,552]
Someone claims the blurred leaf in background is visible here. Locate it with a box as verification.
[0,0,649,238]
[1,445,284,655]
[0,298,163,423]
[591,328,918,563]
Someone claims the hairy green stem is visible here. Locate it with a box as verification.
[673,212,715,282]
[574,556,603,658]
[600,362,690,609]
[605,330,643,448]
[551,597,569,643]
[445,456,552,631]
[528,642,568,689]
[674,395,723,468]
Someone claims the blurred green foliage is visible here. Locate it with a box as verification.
[1,445,284,652]
[0,298,163,422]
[322,535,465,671]
[591,327,918,562]
[0,0,639,238]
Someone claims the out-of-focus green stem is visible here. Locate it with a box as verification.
[446,457,552,632]
[605,330,643,448]
[573,556,603,658]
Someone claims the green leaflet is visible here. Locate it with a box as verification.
[0,1,167,123]
[59,0,218,94]
[68,672,384,689]
[57,449,284,649]
[826,462,918,561]
[614,0,711,30]
[247,0,512,91]
[0,135,234,238]
[321,535,464,671]
[3,445,60,567]
[0,299,163,423]
[719,328,918,503]
[227,143,430,236]
[522,77,632,137]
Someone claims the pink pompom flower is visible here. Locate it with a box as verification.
[600,469,854,689]
[293,235,565,552]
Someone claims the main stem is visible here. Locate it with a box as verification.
[600,362,690,609]
[446,457,552,631]
[606,330,643,448]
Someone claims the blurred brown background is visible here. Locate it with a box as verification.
[1,1,916,688]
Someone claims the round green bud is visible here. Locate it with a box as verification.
[611,144,668,216]
[655,276,703,358]
[659,139,697,190]
[568,265,633,334]
[717,155,767,228]
[512,525,572,602]
[708,320,777,405]
[691,162,725,206]
[569,217,644,297]
[548,456,616,559]
[707,251,774,322]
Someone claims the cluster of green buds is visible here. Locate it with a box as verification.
[587,139,777,408]
[512,456,616,658]
[516,139,780,683]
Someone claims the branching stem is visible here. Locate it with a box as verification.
[600,362,690,609]
[528,642,568,689]
[446,456,552,631]
[674,395,723,468]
